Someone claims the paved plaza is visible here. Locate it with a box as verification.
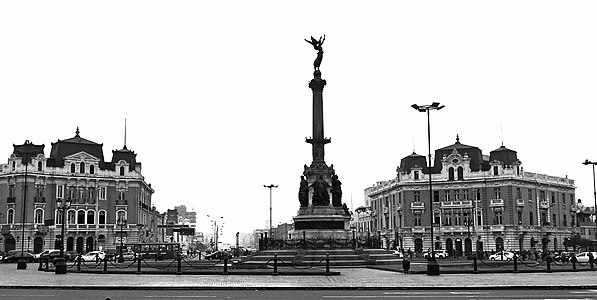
[0,263,595,289]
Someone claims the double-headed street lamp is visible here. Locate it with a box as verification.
[55,198,72,274]
[263,184,278,238]
[583,159,597,240]
[117,217,127,263]
[411,102,444,276]
[207,215,223,251]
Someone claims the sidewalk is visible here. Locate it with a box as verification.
[0,263,595,289]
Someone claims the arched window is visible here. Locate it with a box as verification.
[11,161,16,171]
[99,211,106,224]
[56,210,63,224]
[89,164,95,175]
[457,166,464,180]
[414,171,419,180]
[67,210,76,224]
[87,211,94,224]
[119,166,125,176]
[70,163,76,173]
[493,165,499,176]
[34,209,43,224]
[117,210,126,222]
[7,209,14,224]
[448,167,455,181]
[37,161,43,171]
[80,162,85,174]
[77,210,85,224]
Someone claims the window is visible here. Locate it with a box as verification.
[517,210,523,225]
[99,187,107,200]
[9,185,15,198]
[445,191,450,201]
[455,190,461,201]
[37,161,43,171]
[7,209,14,224]
[99,211,106,224]
[57,185,64,199]
[117,210,126,222]
[36,187,43,198]
[77,210,85,224]
[414,191,420,202]
[89,164,94,175]
[494,188,501,199]
[68,188,75,200]
[463,189,469,200]
[475,189,481,201]
[434,212,440,225]
[528,189,533,201]
[433,191,440,202]
[119,166,125,176]
[445,215,452,226]
[552,214,557,226]
[457,166,464,180]
[414,171,419,180]
[529,212,534,226]
[87,211,94,224]
[493,166,499,176]
[516,187,522,199]
[414,215,421,226]
[11,161,16,171]
[79,189,85,200]
[80,162,85,174]
[448,167,455,181]
[34,209,43,224]
[494,210,503,225]
[551,192,555,204]
[118,191,125,201]
[70,163,75,173]
[562,193,566,204]
[67,210,76,224]
[540,191,546,201]
[563,214,567,227]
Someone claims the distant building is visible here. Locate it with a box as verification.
[0,129,155,254]
[366,136,577,256]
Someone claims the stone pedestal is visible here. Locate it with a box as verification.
[294,206,351,240]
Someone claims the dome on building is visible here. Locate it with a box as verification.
[47,127,105,168]
[398,152,428,174]
[489,145,519,166]
[433,135,484,173]
[13,140,45,164]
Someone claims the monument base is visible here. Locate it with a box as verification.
[293,206,351,240]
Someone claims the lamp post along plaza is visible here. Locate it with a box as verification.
[17,152,31,270]
[55,198,71,274]
[411,102,444,276]
[583,159,597,240]
[264,184,278,238]
[117,218,127,263]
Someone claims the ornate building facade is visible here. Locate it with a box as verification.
[366,136,577,256]
[0,128,156,254]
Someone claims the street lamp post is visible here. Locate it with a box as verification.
[55,198,71,274]
[412,102,444,276]
[583,159,597,241]
[207,215,223,251]
[263,184,278,238]
[17,153,31,270]
[117,218,127,263]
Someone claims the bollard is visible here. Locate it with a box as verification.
[76,255,81,273]
[273,254,278,275]
[137,256,142,274]
[572,256,577,271]
[44,256,49,271]
[38,256,44,271]
[473,256,478,274]
[546,256,552,273]
[325,253,330,275]
[223,256,229,275]
[513,254,518,273]
[177,255,182,275]
[103,256,108,273]
[591,254,595,270]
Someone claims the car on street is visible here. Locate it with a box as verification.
[2,250,36,263]
[205,251,231,260]
[574,252,597,263]
[423,250,448,259]
[391,250,404,258]
[36,249,62,262]
[553,251,574,262]
[121,251,136,261]
[489,251,515,261]
[80,251,106,262]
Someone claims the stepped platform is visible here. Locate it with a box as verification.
[236,248,400,268]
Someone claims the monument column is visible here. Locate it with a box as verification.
[306,70,330,164]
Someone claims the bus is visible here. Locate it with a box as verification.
[125,243,181,260]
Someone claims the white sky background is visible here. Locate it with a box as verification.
[1,1,597,244]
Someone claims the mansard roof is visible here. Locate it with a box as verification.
[432,135,484,173]
[47,127,106,168]
[398,152,428,174]
[489,145,519,166]
[13,140,45,164]
[112,145,139,171]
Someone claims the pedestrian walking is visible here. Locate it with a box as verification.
[402,257,410,274]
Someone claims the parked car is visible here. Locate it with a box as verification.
[423,250,448,259]
[205,251,231,260]
[2,250,36,263]
[489,251,515,261]
[80,251,106,262]
[574,252,597,263]
[36,249,62,262]
[0,251,4,262]
[553,251,574,262]
[391,250,404,258]
[121,251,136,261]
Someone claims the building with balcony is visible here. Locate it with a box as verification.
[0,128,155,254]
[365,135,577,257]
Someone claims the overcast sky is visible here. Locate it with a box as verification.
[2,1,597,244]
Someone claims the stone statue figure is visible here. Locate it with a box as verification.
[305,35,325,70]
[298,176,309,207]
[331,174,342,207]
[311,175,330,206]
[342,203,351,215]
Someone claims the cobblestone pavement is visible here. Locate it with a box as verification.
[0,263,594,289]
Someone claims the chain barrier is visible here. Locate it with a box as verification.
[141,257,178,270]
[236,258,273,270]
[276,257,327,270]
[107,258,137,269]
[180,257,222,270]
[68,259,78,269]
[515,258,541,268]
[477,258,510,269]
[79,258,104,269]
[551,259,570,266]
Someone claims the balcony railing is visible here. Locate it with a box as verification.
[34,197,46,203]
[490,225,505,232]
[516,199,525,206]
[490,199,504,207]
[410,202,425,210]
[412,226,426,233]
[441,200,473,208]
